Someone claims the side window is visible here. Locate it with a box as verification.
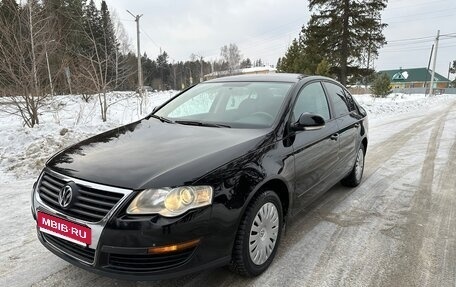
[343,89,357,111]
[324,82,350,118]
[293,82,330,121]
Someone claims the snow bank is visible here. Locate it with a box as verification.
[1,91,455,183]
[353,93,456,119]
[0,91,176,181]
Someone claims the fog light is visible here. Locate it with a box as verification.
[148,238,201,254]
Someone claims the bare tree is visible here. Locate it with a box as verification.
[0,1,58,127]
[111,10,131,55]
[75,16,133,122]
[111,10,132,88]
[220,43,242,74]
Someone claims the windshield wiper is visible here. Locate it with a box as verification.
[175,120,231,128]
[146,114,174,124]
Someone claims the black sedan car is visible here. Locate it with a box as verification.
[31,73,368,280]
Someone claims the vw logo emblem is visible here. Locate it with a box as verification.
[59,185,73,208]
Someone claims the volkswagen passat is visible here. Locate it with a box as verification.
[31,73,368,280]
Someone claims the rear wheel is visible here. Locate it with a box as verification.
[229,190,283,277]
[341,144,365,187]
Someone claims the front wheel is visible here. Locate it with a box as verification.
[229,190,283,277]
[341,144,365,187]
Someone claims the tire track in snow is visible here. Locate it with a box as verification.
[416,108,456,287]
[376,103,453,287]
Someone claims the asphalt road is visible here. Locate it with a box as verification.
[1,100,456,287]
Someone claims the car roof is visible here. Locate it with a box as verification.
[204,73,307,83]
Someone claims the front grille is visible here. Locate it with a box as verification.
[37,172,124,222]
[42,232,95,263]
[105,248,195,273]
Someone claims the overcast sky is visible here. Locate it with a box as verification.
[106,0,456,79]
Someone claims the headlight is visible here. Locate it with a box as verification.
[126,186,213,217]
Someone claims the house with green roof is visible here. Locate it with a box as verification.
[378,67,450,89]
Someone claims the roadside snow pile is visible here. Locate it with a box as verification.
[0,91,176,181]
[354,93,456,118]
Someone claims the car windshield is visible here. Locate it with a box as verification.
[154,81,293,128]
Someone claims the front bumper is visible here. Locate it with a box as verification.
[32,169,233,280]
[36,230,230,280]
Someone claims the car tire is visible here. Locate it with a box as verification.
[229,190,283,277]
[341,144,365,187]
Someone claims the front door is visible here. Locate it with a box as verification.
[291,81,339,210]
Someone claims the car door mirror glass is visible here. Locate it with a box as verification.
[292,113,325,131]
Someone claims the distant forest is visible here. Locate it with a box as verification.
[0,0,261,96]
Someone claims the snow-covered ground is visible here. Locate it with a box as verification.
[1,92,456,286]
[0,91,176,182]
[0,91,455,183]
[354,93,456,119]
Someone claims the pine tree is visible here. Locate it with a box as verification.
[156,51,170,90]
[307,0,388,85]
[299,20,328,73]
[254,58,264,67]
[142,55,156,87]
[276,23,325,75]
[65,0,87,54]
[84,0,102,52]
[100,1,116,57]
[240,58,252,69]
[100,0,117,86]
[277,39,309,73]
[316,59,331,77]
[371,73,392,97]
[41,0,87,94]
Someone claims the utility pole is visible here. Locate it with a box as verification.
[424,44,434,95]
[127,10,143,96]
[429,30,440,96]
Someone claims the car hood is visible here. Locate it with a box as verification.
[47,119,270,190]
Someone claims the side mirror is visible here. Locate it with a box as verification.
[291,113,325,131]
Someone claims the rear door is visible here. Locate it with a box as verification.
[291,81,339,210]
[323,82,360,178]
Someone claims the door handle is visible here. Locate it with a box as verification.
[330,133,339,141]
[354,123,360,128]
